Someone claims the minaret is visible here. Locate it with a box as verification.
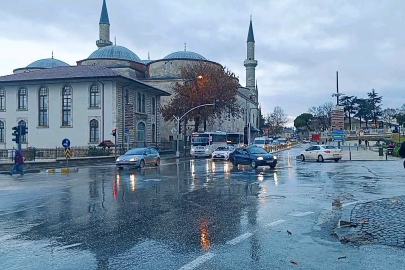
[96,0,113,48]
[244,16,258,92]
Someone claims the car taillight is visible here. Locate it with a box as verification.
[325,150,331,153]
[340,150,343,153]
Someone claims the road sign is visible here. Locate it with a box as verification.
[62,138,70,148]
[171,127,177,134]
[125,128,129,134]
[332,130,345,141]
[64,147,72,159]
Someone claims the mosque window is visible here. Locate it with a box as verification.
[137,93,141,112]
[18,120,27,143]
[141,94,146,113]
[90,84,100,108]
[89,119,100,143]
[151,97,156,115]
[152,123,156,142]
[0,89,5,111]
[137,122,145,142]
[0,121,4,143]
[38,87,48,127]
[62,86,72,127]
[124,89,129,104]
[18,87,28,110]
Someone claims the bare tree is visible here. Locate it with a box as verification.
[265,106,288,135]
[308,102,334,131]
[381,108,397,128]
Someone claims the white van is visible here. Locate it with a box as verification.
[253,137,271,148]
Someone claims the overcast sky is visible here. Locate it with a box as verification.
[1,0,405,124]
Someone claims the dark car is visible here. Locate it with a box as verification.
[229,147,277,169]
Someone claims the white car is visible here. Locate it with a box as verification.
[300,145,343,162]
[211,146,235,160]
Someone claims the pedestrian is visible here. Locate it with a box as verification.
[358,139,362,145]
[9,150,25,176]
[365,140,368,147]
[399,141,405,169]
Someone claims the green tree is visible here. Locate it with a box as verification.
[294,113,314,131]
[354,98,372,129]
[340,95,357,130]
[367,89,383,128]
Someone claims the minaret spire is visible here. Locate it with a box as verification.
[51,51,54,59]
[184,42,187,52]
[244,17,258,92]
[96,0,113,48]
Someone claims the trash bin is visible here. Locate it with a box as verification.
[379,147,384,156]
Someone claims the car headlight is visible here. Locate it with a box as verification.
[205,149,210,153]
[191,149,195,153]
[129,157,137,162]
[273,156,277,160]
[257,157,263,160]
[116,158,120,162]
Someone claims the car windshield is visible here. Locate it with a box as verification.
[249,147,268,154]
[215,146,229,151]
[124,149,145,155]
[254,140,265,144]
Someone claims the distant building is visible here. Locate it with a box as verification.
[0,0,259,148]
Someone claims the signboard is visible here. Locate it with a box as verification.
[331,130,345,142]
[62,138,70,148]
[331,106,345,131]
[64,147,72,159]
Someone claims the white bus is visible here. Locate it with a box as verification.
[190,131,227,157]
[226,132,244,147]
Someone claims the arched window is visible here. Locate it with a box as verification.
[151,97,156,115]
[18,120,27,143]
[0,89,5,111]
[62,86,72,127]
[0,121,4,142]
[38,87,48,127]
[141,94,146,113]
[89,84,100,108]
[18,87,27,110]
[137,122,145,142]
[124,89,129,104]
[89,119,99,142]
[152,123,156,142]
[137,93,141,112]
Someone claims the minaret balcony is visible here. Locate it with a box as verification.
[244,59,258,67]
[96,40,113,47]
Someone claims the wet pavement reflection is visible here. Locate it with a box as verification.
[1,146,405,269]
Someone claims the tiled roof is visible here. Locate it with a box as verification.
[0,66,170,96]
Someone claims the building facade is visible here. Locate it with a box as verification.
[0,0,260,148]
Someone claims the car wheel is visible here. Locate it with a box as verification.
[334,158,340,162]
[155,158,160,166]
[301,154,305,162]
[140,160,145,168]
[317,155,324,162]
[251,160,258,169]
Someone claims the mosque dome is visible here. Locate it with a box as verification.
[27,58,70,68]
[88,45,141,62]
[163,51,206,60]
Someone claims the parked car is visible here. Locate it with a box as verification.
[302,138,310,143]
[211,146,235,160]
[300,145,342,162]
[116,147,160,169]
[229,146,277,169]
[253,137,272,148]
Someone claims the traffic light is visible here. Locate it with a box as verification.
[12,126,20,144]
[178,120,182,135]
[112,129,117,137]
[20,125,28,136]
[243,126,248,145]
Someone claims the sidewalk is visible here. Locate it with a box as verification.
[341,147,398,161]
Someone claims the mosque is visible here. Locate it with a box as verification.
[0,0,259,149]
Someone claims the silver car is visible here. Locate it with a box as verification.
[116,147,160,169]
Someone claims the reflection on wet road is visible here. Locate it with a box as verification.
[1,146,405,269]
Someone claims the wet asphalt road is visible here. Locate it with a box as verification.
[1,145,405,270]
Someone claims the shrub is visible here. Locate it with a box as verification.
[87,146,111,157]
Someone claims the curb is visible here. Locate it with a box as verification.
[46,168,79,173]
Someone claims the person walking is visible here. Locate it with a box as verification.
[9,150,25,176]
[399,141,405,169]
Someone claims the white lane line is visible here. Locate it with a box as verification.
[179,252,216,270]
[265,219,286,227]
[289,211,314,217]
[341,200,364,207]
[56,243,83,250]
[226,232,253,245]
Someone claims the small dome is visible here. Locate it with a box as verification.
[88,45,141,62]
[163,51,206,60]
[27,58,70,68]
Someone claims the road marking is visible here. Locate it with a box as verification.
[341,200,365,208]
[179,252,216,270]
[226,232,253,245]
[289,211,314,217]
[265,219,286,227]
[56,243,82,250]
